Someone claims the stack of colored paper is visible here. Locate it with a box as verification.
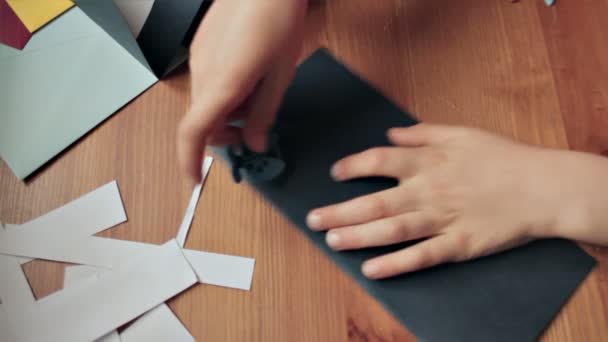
[0,0,210,180]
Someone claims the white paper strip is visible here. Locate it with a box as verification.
[63,265,106,289]
[0,223,35,313]
[64,265,119,342]
[177,156,213,248]
[182,249,255,291]
[0,233,255,290]
[120,304,194,342]
[98,331,122,342]
[6,240,197,342]
[0,305,17,341]
[6,180,127,265]
[0,256,36,313]
[65,265,194,342]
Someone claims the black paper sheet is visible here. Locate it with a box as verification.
[218,49,596,342]
[137,0,212,77]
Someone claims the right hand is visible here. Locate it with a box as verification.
[178,0,307,182]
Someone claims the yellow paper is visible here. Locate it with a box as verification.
[6,0,74,32]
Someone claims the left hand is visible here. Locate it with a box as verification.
[306,124,592,279]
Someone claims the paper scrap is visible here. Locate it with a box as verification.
[6,0,73,32]
[0,256,35,314]
[63,265,120,342]
[3,240,197,342]
[0,233,255,290]
[183,249,255,291]
[177,156,213,247]
[0,223,35,313]
[65,265,194,342]
[120,304,194,342]
[5,180,127,265]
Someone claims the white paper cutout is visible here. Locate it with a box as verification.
[177,156,213,248]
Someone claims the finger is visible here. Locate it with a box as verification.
[307,186,418,230]
[178,99,233,182]
[361,233,462,279]
[325,212,435,251]
[331,147,419,181]
[388,123,454,147]
[242,58,296,152]
[207,126,242,147]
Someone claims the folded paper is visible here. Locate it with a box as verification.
[0,3,157,179]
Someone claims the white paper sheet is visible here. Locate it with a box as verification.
[182,249,255,291]
[177,156,213,247]
[6,180,127,265]
[0,256,36,313]
[0,305,17,341]
[4,240,197,342]
[64,265,106,289]
[120,304,194,342]
[64,265,120,342]
[98,331,122,342]
[0,223,35,313]
[0,233,255,290]
[113,0,155,37]
[65,265,194,342]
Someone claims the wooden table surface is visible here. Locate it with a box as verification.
[1,0,607,341]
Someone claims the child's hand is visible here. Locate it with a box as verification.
[307,124,608,279]
[178,0,307,182]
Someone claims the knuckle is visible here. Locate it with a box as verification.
[368,196,389,217]
[450,233,474,262]
[392,216,413,241]
[365,148,389,172]
[423,147,448,166]
[411,247,434,269]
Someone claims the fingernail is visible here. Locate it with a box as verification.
[326,232,340,248]
[307,211,322,229]
[330,163,342,180]
[362,262,381,279]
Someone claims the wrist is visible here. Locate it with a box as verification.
[546,151,608,245]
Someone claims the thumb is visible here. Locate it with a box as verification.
[177,91,239,182]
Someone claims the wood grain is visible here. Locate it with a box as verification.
[1,0,607,341]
